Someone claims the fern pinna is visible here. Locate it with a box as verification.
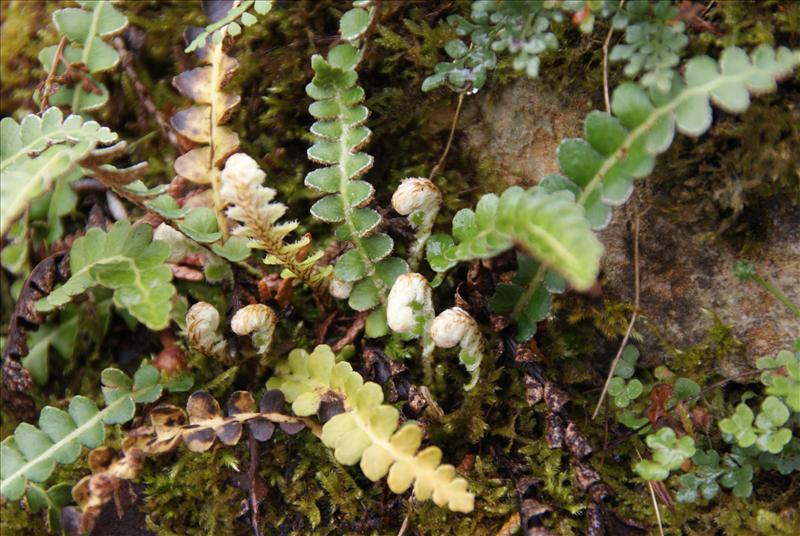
[37,0,128,112]
[0,108,117,235]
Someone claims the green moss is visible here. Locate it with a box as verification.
[0,502,48,536]
[519,440,582,515]
[665,311,743,375]
[0,1,60,116]
[142,449,246,535]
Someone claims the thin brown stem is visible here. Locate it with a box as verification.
[247,433,263,536]
[689,369,762,403]
[428,93,465,181]
[39,37,68,112]
[112,37,181,149]
[635,446,665,536]
[396,512,410,536]
[602,0,625,113]
[592,206,640,420]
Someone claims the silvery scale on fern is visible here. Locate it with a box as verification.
[1,0,800,532]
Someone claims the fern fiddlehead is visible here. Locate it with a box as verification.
[220,153,330,294]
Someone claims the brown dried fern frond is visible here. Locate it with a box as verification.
[171,4,242,233]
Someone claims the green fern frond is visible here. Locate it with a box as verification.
[305,4,406,332]
[0,107,117,234]
[426,186,603,291]
[38,0,128,112]
[488,253,565,342]
[430,45,799,342]
[608,0,689,91]
[185,0,273,53]
[549,44,800,230]
[37,221,176,330]
[267,344,475,513]
[0,362,164,501]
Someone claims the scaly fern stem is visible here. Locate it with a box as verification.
[407,224,432,273]
[207,42,229,238]
[421,334,436,386]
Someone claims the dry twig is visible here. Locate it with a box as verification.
[593,207,641,420]
[39,37,68,112]
[428,93,465,181]
[635,447,665,536]
[602,0,626,113]
[112,36,181,149]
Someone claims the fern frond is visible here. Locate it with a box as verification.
[423,1,568,93]
[69,446,145,535]
[123,390,311,455]
[550,45,800,230]
[608,0,688,91]
[37,221,176,330]
[66,389,305,531]
[0,362,164,501]
[38,0,128,112]
[429,45,799,342]
[221,153,330,293]
[267,344,475,513]
[488,253,565,342]
[0,108,117,234]
[427,186,603,291]
[185,0,273,53]
[172,4,242,231]
[305,4,407,331]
